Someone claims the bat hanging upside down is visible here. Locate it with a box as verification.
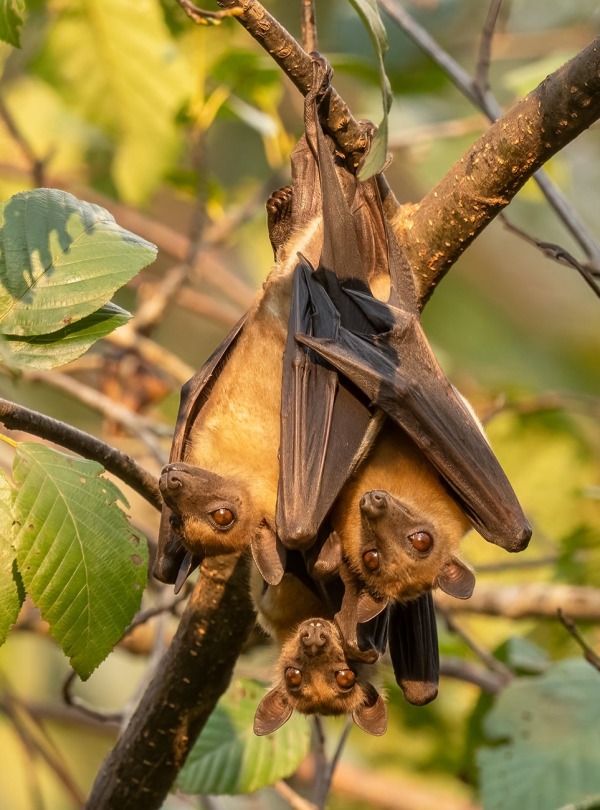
[154,56,531,598]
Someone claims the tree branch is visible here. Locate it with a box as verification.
[394,34,600,302]
[436,583,600,620]
[0,398,162,510]
[86,553,254,810]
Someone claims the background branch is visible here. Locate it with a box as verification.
[436,583,600,620]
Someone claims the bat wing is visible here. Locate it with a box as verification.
[276,58,386,548]
[276,259,375,547]
[153,315,248,584]
[297,292,531,552]
[388,593,439,706]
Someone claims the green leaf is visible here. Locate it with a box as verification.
[1,302,130,370]
[0,189,156,337]
[0,469,24,645]
[177,679,311,795]
[12,443,147,679]
[0,0,24,48]
[477,659,600,810]
[347,0,392,179]
[40,0,191,203]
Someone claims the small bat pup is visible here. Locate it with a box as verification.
[251,559,387,736]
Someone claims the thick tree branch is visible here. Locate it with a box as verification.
[86,553,254,810]
[395,35,600,302]
[0,398,162,510]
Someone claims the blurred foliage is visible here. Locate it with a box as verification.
[0,0,598,808]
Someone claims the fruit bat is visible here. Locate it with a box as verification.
[154,57,392,588]
[253,618,387,736]
[155,54,531,602]
[332,423,475,604]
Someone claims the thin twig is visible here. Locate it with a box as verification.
[558,609,600,671]
[311,716,328,809]
[439,656,506,693]
[0,397,162,510]
[500,215,600,296]
[274,780,317,810]
[474,0,504,103]
[175,0,243,25]
[301,0,318,53]
[0,96,47,187]
[326,716,353,787]
[378,0,600,273]
[437,605,513,683]
[0,690,87,806]
[17,370,169,464]
[62,670,124,726]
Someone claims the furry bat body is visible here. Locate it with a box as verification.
[253,618,387,736]
[333,423,475,603]
[155,60,391,587]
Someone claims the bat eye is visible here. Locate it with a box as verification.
[285,667,302,688]
[362,549,380,571]
[409,531,433,553]
[210,507,235,528]
[335,669,356,689]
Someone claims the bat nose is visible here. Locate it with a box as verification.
[160,466,185,492]
[360,490,388,517]
[301,621,328,654]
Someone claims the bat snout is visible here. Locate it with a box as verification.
[300,621,329,655]
[360,490,389,518]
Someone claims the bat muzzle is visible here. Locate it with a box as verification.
[299,621,329,655]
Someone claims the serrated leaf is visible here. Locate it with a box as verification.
[41,0,191,203]
[0,469,24,644]
[12,443,148,679]
[477,659,600,810]
[1,302,130,370]
[348,0,392,179]
[0,0,24,48]
[177,679,311,795]
[0,189,156,336]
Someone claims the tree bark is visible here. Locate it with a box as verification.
[86,553,254,810]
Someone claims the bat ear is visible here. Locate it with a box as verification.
[356,590,388,624]
[352,685,387,736]
[437,556,475,599]
[251,523,286,586]
[307,531,343,581]
[253,686,294,736]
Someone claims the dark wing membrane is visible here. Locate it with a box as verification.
[277,58,388,548]
[153,315,248,583]
[388,593,439,706]
[297,300,531,552]
[277,260,375,547]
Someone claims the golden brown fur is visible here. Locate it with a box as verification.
[333,422,473,601]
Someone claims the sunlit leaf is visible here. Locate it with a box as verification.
[39,0,191,202]
[12,444,148,679]
[0,469,24,645]
[1,303,130,370]
[347,0,392,178]
[0,0,24,48]
[177,679,311,795]
[0,188,156,336]
[478,659,600,810]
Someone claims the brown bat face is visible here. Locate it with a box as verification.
[253,619,387,736]
[159,462,256,556]
[345,489,475,601]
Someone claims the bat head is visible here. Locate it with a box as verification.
[345,489,475,602]
[253,619,387,736]
[159,462,285,585]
